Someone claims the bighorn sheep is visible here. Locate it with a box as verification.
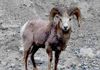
[20,5,81,70]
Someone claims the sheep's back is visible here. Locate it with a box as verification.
[30,19,51,45]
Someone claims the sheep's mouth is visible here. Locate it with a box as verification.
[62,29,69,33]
[62,29,70,33]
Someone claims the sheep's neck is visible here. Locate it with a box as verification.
[56,25,72,50]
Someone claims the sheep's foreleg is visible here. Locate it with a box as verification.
[46,47,53,70]
[54,50,61,70]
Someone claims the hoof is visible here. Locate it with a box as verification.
[33,67,38,70]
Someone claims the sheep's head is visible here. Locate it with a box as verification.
[49,5,81,32]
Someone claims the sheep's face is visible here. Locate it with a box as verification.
[54,13,71,32]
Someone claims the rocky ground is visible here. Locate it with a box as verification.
[0,0,100,70]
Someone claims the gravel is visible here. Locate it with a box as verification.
[0,0,100,70]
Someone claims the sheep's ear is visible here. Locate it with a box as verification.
[54,14,61,25]
[68,7,81,27]
[49,7,62,22]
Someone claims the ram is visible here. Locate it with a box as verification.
[20,5,81,70]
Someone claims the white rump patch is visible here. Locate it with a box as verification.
[20,20,29,37]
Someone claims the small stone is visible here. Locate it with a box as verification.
[11,63,15,67]
[78,33,85,38]
[80,48,94,58]
[19,47,24,52]
[34,57,43,64]
[96,50,100,58]
[1,61,7,66]
[58,64,66,70]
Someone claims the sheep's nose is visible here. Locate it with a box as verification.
[64,26,68,30]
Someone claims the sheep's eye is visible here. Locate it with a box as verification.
[69,18,71,21]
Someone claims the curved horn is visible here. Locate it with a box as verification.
[49,7,62,22]
[68,7,81,27]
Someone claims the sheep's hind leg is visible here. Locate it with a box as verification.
[22,32,34,70]
[24,49,30,70]
[31,45,39,70]
[23,40,33,70]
